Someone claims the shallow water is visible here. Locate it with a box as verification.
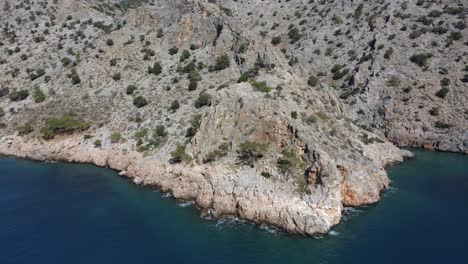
[0,149,467,264]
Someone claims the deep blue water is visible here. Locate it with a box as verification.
[0,150,467,264]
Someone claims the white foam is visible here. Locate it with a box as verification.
[178,201,194,208]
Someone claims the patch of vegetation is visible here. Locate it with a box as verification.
[277,149,305,174]
[32,86,46,103]
[110,132,123,143]
[209,54,230,72]
[204,143,230,163]
[170,144,192,163]
[435,121,453,129]
[194,91,212,108]
[251,81,272,93]
[409,53,432,67]
[148,62,162,75]
[126,84,137,95]
[237,141,268,165]
[435,87,449,99]
[40,113,89,140]
[308,75,319,87]
[9,90,29,101]
[133,96,149,108]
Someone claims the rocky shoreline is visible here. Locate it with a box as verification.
[0,134,413,235]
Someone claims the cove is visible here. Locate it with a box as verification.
[0,149,467,264]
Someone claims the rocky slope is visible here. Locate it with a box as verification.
[0,0,466,235]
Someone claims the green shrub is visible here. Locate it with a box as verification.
[188,80,198,91]
[194,92,212,108]
[384,47,394,59]
[261,172,272,178]
[180,50,190,62]
[110,132,122,143]
[429,107,440,116]
[307,75,319,87]
[210,54,230,71]
[9,90,29,101]
[435,87,449,99]
[69,69,81,85]
[410,53,432,67]
[61,57,72,66]
[126,84,137,95]
[148,62,162,75]
[271,36,281,45]
[112,72,121,81]
[291,111,298,119]
[435,121,453,129]
[237,141,267,164]
[277,149,305,173]
[32,86,46,103]
[288,27,302,43]
[170,100,180,112]
[251,81,272,93]
[40,113,89,139]
[133,96,149,108]
[168,46,179,55]
[170,144,192,163]
[154,125,168,137]
[93,140,102,148]
[17,123,34,136]
[106,39,114,46]
[204,143,229,163]
[185,114,202,138]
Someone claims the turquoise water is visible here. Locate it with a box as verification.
[0,150,467,264]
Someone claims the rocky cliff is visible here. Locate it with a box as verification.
[0,0,466,235]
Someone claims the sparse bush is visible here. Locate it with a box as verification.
[32,86,46,103]
[251,81,272,93]
[106,39,114,46]
[110,132,122,143]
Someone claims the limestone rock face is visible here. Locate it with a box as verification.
[0,0,466,234]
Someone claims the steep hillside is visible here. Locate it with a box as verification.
[0,0,466,234]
